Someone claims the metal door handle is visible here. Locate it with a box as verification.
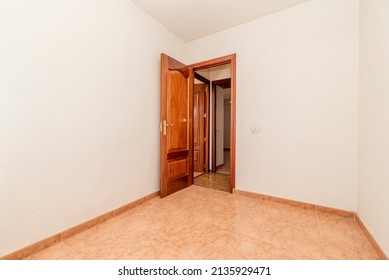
[161,120,173,135]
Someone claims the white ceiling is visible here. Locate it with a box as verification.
[130,0,311,42]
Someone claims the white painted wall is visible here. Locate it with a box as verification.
[358,0,389,257]
[186,0,359,210]
[0,0,185,256]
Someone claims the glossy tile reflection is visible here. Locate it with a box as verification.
[25,186,379,260]
[194,173,230,192]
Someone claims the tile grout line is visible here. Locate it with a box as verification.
[263,201,327,259]
[314,210,379,259]
[314,207,328,258]
[258,199,272,238]
[143,232,184,254]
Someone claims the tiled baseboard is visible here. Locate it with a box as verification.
[234,188,388,260]
[0,191,159,260]
[234,189,355,218]
[356,215,388,260]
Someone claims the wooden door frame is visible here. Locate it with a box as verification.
[194,73,210,173]
[189,54,236,192]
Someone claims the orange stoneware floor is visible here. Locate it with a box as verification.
[25,186,379,260]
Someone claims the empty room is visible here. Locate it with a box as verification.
[1,0,388,261]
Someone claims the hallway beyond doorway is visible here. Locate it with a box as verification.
[216,150,230,174]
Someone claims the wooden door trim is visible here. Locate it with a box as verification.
[212,82,216,173]
[213,78,231,89]
[194,72,209,84]
[190,54,236,192]
[230,55,236,192]
[188,54,235,70]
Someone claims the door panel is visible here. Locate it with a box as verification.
[160,54,193,197]
[193,83,205,172]
[193,150,199,163]
[167,71,188,151]
[194,92,200,145]
[168,158,188,178]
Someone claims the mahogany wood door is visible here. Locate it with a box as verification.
[160,54,193,197]
[193,83,205,173]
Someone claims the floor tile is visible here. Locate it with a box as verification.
[324,242,379,260]
[23,186,380,260]
[317,212,378,254]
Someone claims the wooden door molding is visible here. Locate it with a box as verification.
[213,78,231,89]
[189,54,236,192]
[160,54,193,197]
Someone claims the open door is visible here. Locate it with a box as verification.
[193,83,205,173]
[160,54,193,198]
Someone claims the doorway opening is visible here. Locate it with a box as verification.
[190,55,236,193]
